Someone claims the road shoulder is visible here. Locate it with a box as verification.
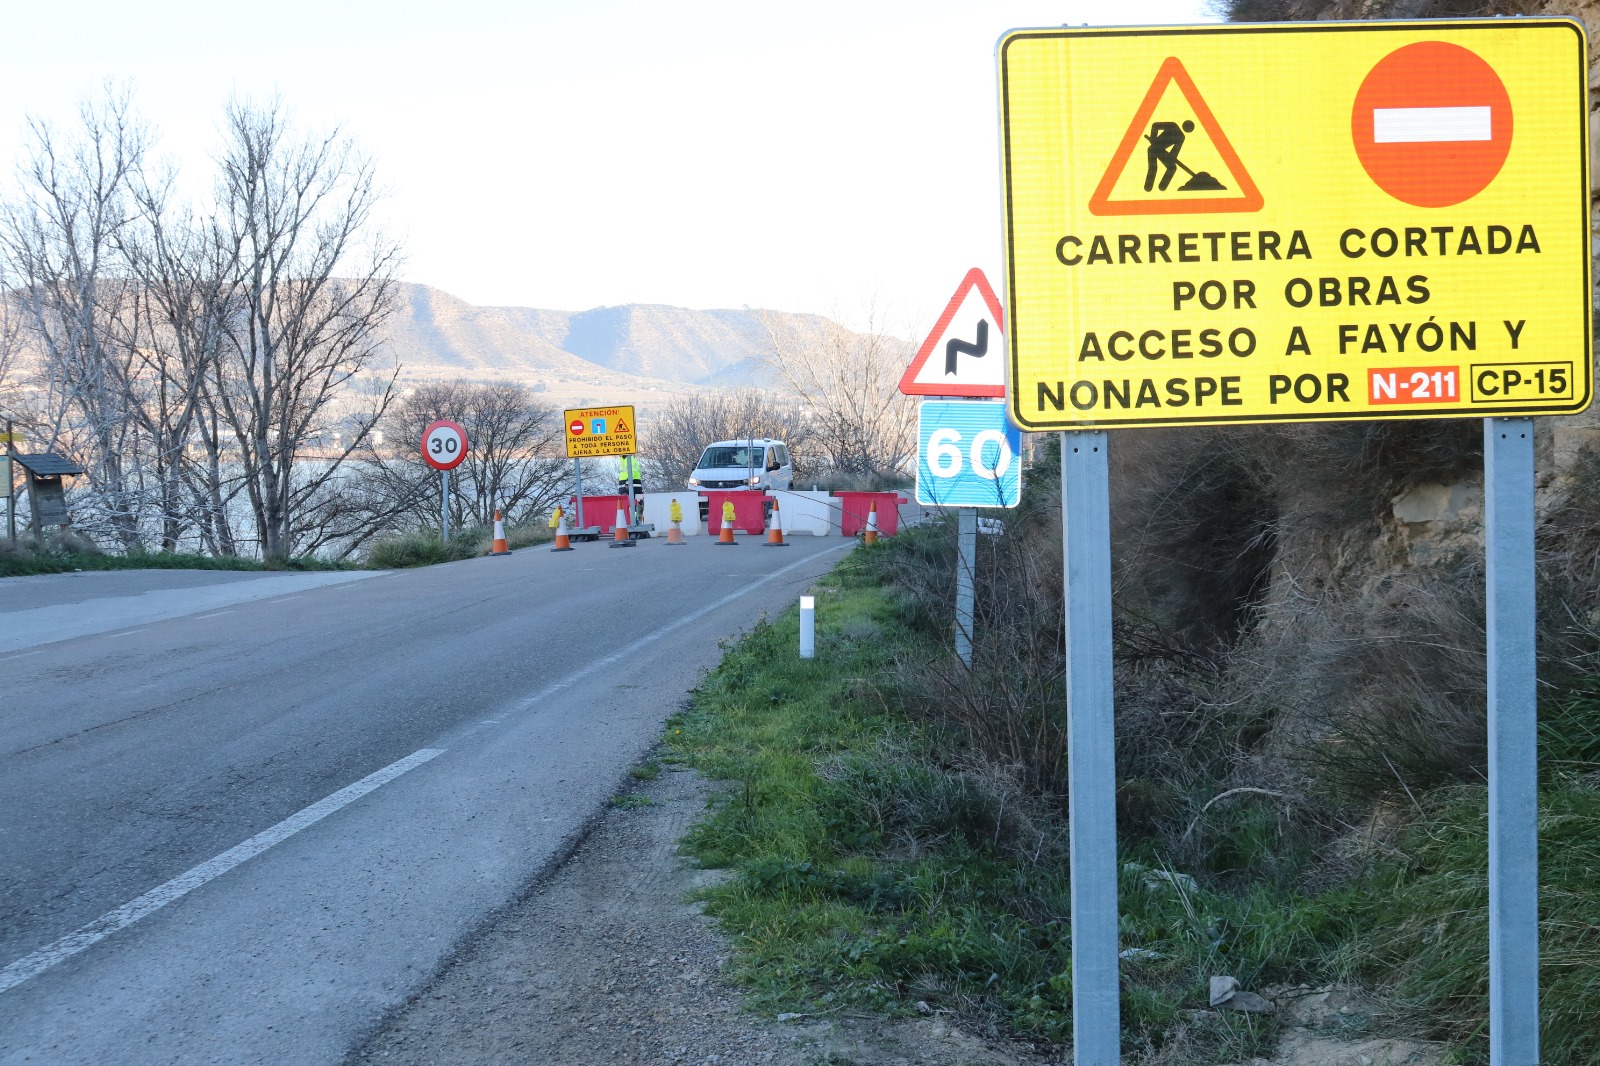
[346,760,1050,1066]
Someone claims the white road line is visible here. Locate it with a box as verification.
[0,747,445,995]
[193,610,235,620]
[102,627,150,639]
[2,649,43,660]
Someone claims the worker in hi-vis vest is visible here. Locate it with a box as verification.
[616,455,643,496]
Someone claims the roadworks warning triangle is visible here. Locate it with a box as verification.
[615,418,630,433]
[1088,57,1262,216]
[899,268,1006,398]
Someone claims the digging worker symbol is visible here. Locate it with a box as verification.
[1144,119,1226,193]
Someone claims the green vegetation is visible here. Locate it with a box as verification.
[360,522,552,569]
[0,520,554,576]
[670,534,1600,1064]
[0,544,349,578]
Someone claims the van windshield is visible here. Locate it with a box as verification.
[698,445,761,469]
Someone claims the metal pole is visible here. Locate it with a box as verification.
[956,507,977,667]
[1061,430,1119,1066]
[574,458,586,530]
[441,469,450,545]
[627,454,636,528]
[1484,416,1539,1066]
[6,420,15,550]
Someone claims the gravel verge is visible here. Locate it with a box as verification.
[344,761,1053,1066]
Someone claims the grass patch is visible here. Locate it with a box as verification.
[666,552,1348,1060]
[671,534,1600,1064]
[1356,780,1600,1064]
[364,523,551,569]
[0,546,347,578]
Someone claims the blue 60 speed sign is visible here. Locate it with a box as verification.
[915,400,1022,508]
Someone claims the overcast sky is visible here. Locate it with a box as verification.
[0,0,1217,335]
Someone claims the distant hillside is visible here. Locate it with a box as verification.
[379,283,849,408]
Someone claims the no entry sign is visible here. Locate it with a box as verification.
[998,19,1591,429]
[1352,41,1514,208]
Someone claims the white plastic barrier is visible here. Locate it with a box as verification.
[641,492,701,536]
[770,490,835,536]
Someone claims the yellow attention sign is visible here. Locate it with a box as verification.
[998,20,1591,429]
[564,405,637,459]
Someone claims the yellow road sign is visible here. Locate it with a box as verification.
[998,19,1591,429]
[564,405,637,459]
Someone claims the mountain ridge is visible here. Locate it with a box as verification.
[380,282,851,408]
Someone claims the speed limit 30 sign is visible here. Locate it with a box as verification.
[421,420,468,471]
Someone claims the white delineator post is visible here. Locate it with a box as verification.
[799,595,815,659]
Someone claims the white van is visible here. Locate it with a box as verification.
[686,439,793,492]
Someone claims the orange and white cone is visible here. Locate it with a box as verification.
[765,498,788,546]
[666,521,685,545]
[610,502,635,547]
[863,501,879,545]
[551,512,574,551]
[715,500,737,546]
[490,510,511,555]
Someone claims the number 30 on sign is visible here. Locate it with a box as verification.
[916,400,1022,508]
[421,419,468,471]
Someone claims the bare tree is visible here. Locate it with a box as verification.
[117,169,243,551]
[359,380,570,535]
[643,388,811,489]
[209,99,400,560]
[758,310,916,483]
[0,86,149,549]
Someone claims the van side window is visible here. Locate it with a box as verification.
[776,445,789,467]
[766,447,781,472]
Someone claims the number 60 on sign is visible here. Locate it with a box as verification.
[916,400,1022,508]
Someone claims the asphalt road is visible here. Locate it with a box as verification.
[0,534,850,1065]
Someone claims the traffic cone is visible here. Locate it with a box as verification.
[610,502,635,548]
[550,512,574,551]
[765,498,788,546]
[490,511,511,555]
[666,520,685,545]
[863,500,879,545]
[715,518,736,546]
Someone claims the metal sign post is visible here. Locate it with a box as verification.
[421,419,468,545]
[1060,431,1120,1065]
[3,420,13,549]
[1484,416,1539,1064]
[997,22,1589,1064]
[955,509,977,667]
[573,458,586,530]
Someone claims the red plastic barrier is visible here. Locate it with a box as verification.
[832,491,907,537]
[700,490,768,536]
[573,494,629,533]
